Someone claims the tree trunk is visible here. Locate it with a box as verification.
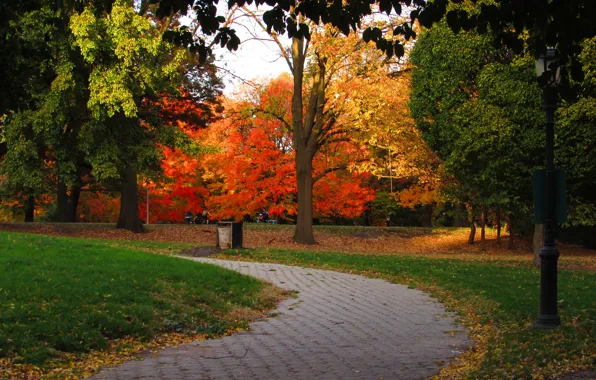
[289,35,319,245]
[294,152,316,244]
[116,163,144,233]
[363,206,371,226]
[507,213,514,250]
[24,194,35,222]
[66,184,81,223]
[496,208,501,245]
[533,224,545,267]
[56,181,68,222]
[467,205,475,245]
[480,207,487,250]
[423,204,433,227]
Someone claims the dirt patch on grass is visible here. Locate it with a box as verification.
[178,246,220,257]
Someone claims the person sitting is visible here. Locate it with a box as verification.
[185,211,193,224]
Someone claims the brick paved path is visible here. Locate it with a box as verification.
[93,259,470,380]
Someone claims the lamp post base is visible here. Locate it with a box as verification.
[534,314,561,329]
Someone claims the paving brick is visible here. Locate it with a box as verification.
[92,259,470,379]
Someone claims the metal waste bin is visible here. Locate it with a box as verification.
[216,221,243,249]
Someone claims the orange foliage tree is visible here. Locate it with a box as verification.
[137,89,221,223]
[204,76,375,222]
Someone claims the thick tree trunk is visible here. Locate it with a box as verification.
[423,204,433,227]
[24,195,35,222]
[56,181,68,222]
[480,207,487,250]
[363,206,371,226]
[533,224,545,267]
[116,163,144,233]
[66,184,81,223]
[496,208,501,245]
[294,152,316,244]
[507,213,514,250]
[468,223,476,245]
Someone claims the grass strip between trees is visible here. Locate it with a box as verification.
[215,248,595,379]
[0,232,286,378]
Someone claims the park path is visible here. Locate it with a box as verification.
[93,258,470,380]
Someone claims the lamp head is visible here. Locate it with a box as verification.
[536,48,560,87]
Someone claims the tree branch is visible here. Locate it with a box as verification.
[241,6,293,72]
[255,108,292,131]
[313,164,348,183]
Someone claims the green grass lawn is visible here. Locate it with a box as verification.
[217,248,595,378]
[0,232,282,372]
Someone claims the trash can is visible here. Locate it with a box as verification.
[216,221,243,249]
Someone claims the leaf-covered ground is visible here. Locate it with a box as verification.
[0,231,287,379]
[1,223,594,272]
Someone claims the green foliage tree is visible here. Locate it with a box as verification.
[410,21,544,245]
[0,0,222,230]
[69,0,205,232]
[556,36,596,230]
[0,1,89,222]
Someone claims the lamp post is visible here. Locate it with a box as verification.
[535,48,561,329]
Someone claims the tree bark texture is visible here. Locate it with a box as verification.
[533,224,545,267]
[24,194,35,222]
[116,163,144,233]
[290,35,324,245]
[294,150,316,244]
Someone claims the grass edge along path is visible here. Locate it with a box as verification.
[0,232,288,379]
[215,248,595,379]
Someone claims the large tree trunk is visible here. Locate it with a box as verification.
[294,152,316,244]
[496,208,501,245]
[116,163,144,233]
[363,206,371,226]
[290,35,321,245]
[56,181,68,222]
[24,194,35,222]
[533,224,545,267]
[423,204,433,227]
[66,184,81,223]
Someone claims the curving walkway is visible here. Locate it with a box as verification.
[93,258,470,380]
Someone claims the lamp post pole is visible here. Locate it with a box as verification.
[535,53,561,329]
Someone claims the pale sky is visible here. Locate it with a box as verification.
[210,6,292,96]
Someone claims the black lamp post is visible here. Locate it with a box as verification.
[535,48,561,329]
